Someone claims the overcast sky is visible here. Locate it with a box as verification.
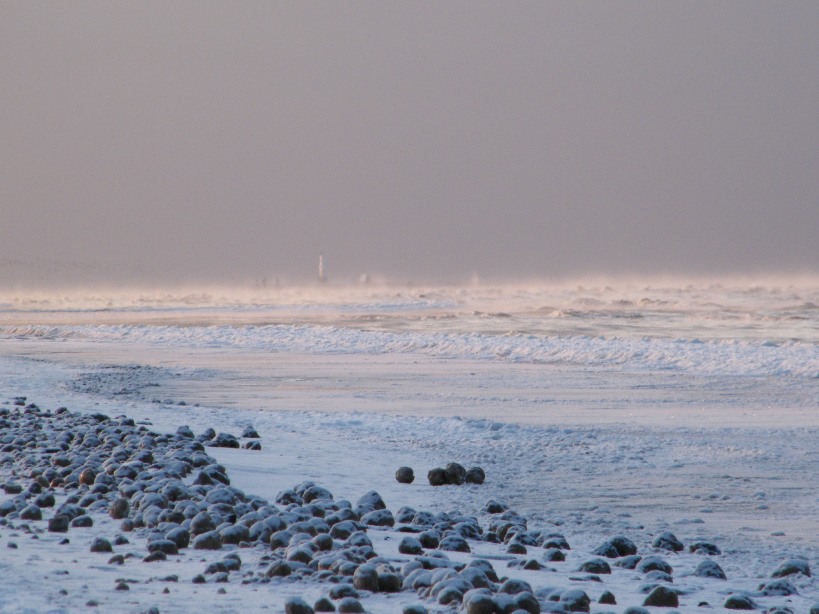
[2,1,817,286]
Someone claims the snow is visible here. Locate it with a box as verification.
[0,281,817,612]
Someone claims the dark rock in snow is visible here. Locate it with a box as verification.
[89,537,113,553]
[192,530,222,550]
[599,590,616,604]
[336,597,364,613]
[48,515,70,533]
[578,558,611,574]
[399,536,424,555]
[652,531,684,552]
[427,468,447,486]
[559,589,591,612]
[758,578,798,596]
[694,559,727,580]
[689,541,721,555]
[355,490,386,515]
[361,509,394,527]
[465,467,485,484]
[724,594,756,610]
[314,597,335,612]
[284,597,314,614]
[772,558,811,578]
[637,555,672,575]
[241,425,260,438]
[19,505,42,521]
[483,500,508,514]
[543,548,566,562]
[643,585,679,607]
[353,564,379,592]
[445,462,467,485]
[395,466,415,484]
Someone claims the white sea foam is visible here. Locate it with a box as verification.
[2,279,817,378]
[4,322,817,378]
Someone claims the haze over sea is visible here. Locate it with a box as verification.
[1,276,816,428]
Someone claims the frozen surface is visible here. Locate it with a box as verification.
[0,281,817,612]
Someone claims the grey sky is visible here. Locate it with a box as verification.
[2,1,817,286]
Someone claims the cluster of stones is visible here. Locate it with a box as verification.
[426,462,485,486]
[1,399,816,614]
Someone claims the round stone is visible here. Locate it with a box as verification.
[395,466,415,484]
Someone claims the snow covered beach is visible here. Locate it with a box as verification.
[0,281,817,613]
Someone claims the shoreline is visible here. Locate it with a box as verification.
[1,397,817,613]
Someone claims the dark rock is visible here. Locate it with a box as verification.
[772,558,811,578]
[219,524,250,545]
[543,547,565,562]
[483,500,508,514]
[439,534,470,553]
[652,531,684,552]
[353,564,379,592]
[147,539,179,555]
[395,467,415,484]
[336,598,364,613]
[608,535,638,557]
[302,485,333,503]
[360,509,394,527]
[241,425,260,438]
[355,491,385,514]
[266,561,292,577]
[465,467,485,484]
[724,594,756,610]
[560,589,591,612]
[176,425,194,438]
[48,515,70,533]
[399,536,424,555]
[284,597,314,614]
[578,558,611,574]
[643,585,679,607]
[71,514,93,528]
[499,578,533,595]
[78,468,96,485]
[445,462,467,485]
[165,526,190,549]
[19,505,42,521]
[402,606,427,614]
[418,530,440,549]
[427,468,447,486]
[190,511,216,535]
[463,589,495,614]
[90,537,113,553]
[694,559,727,580]
[314,597,335,612]
[3,482,23,495]
[377,572,402,593]
[614,554,642,569]
[109,498,129,520]
[637,555,672,575]
[143,551,167,562]
[244,441,261,450]
[192,530,222,550]
[599,591,616,604]
[689,541,721,555]
[758,578,798,596]
[329,584,359,600]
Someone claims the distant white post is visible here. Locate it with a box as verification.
[318,254,327,283]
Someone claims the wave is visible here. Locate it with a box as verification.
[3,323,817,378]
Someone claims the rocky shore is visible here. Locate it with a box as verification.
[0,399,816,613]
